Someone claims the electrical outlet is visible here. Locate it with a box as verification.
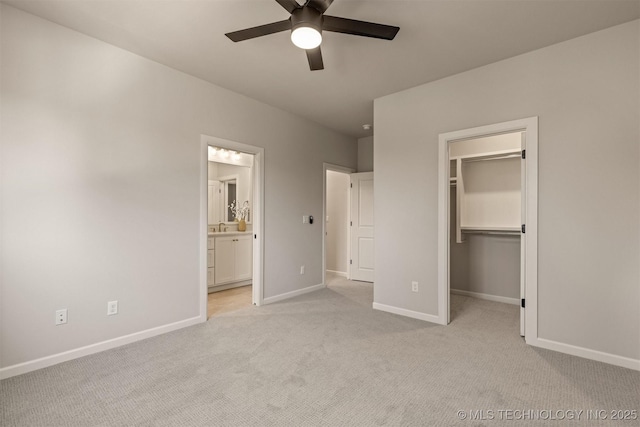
[300,265,305,275]
[55,309,67,325]
[411,281,419,292]
[107,300,118,316]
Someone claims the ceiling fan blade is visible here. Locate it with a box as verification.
[306,46,324,71]
[322,15,399,40]
[275,0,301,14]
[306,0,334,14]
[225,20,291,42]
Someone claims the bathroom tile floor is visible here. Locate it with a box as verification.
[207,285,252,319]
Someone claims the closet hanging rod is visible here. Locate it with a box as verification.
[461,153,520,163]
[462,229,520,236]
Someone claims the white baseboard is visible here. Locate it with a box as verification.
[263,283,325,305]
[527,337,640,371]
[326,270,348,278]
[451,290,638,371]
[451,288,519,306]
[373,302,444,325]
[0,316,203,380]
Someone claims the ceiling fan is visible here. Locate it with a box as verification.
[225,0,400,71]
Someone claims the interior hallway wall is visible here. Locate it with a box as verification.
[357,136,373,172]
[374,20,640,361]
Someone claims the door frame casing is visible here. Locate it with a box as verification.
[200,135,265,321]
[322,163,355,286]
[437,117,538,343]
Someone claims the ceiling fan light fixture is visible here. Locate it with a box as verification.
[225,0,400,71]
[291,26,322,49]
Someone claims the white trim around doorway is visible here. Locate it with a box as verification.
[201,135,265,321]
[437,117,538,343]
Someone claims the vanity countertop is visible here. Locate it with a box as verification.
[208,231,252,237]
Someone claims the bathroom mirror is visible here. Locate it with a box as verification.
[207,150,253,225]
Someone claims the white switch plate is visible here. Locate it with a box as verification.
[55,309,67,325]
[411,281,419,292]
[300,265,305,275]
[107,300,118,316]
[303,216,309,224]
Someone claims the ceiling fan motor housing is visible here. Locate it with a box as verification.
[291,7,323,34]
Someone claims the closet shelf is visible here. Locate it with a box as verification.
[461,153,520,163]
[453,149,521,163]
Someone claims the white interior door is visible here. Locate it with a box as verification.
[520,133,526,337]
[350,172,374,282]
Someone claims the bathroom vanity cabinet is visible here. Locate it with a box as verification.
[207,232,252,291]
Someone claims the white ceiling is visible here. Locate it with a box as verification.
[4,0,639,138]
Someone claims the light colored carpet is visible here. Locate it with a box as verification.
[1,274,639,426]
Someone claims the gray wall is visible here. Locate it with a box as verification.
[374,21,639,360]
[325,170,350,274]
[0,6,356,369]
[357,136,374,172]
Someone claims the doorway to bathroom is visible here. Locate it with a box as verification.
[200,135,264,321]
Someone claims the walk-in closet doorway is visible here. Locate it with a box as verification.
[437,117,538,341]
